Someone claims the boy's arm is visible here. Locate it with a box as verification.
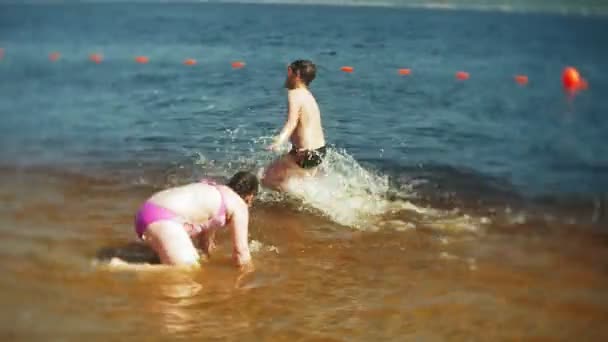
[229,200,253,269]
[269,91,301,150]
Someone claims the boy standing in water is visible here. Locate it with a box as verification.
[263,60,327,191]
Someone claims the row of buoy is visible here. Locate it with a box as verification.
[89,53,247,68]
[0,49,248,69]
[0,48,588,93]
[344,66,475,82]
[340,64,587,92]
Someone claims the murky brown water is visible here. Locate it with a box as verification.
[2,167,608,341]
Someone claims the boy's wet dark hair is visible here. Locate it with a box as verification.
[227,171,259,198]
[289,60,316,86]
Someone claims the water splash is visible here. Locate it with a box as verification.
[256,146,435,228]
[182,130,494,232]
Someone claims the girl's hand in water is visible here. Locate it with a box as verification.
[197,230,216,257]
[234,262,255,289]
[205,238,217,255]
[239,261,255,273]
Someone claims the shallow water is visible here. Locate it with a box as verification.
[2,167,608,340]
[1,2,608,340]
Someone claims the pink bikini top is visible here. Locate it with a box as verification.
[198,179,228,230]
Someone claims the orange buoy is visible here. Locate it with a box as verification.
[135,56,149,64]
[562,67,583,91]
[184,58,197,66]
[398,68,411,76]
[514,75,528,86]
[455,71,469,80]
[231,61,245,69]
[0,48,5,60]
[340,66,354,73]
[89,53,103,64]
[49,52,61,62]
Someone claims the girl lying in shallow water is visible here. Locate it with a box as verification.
[132,171,259,270]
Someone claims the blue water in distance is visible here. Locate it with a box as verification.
[0,2,607,199]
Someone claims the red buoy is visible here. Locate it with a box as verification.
[184,58,197,66]
[514,75,528,86]
[135,56,149,64]
[456,71,470,80]
[231,61,245,69]
[398,68,411,76]
[49,52,61,62]
[89,53,103,64]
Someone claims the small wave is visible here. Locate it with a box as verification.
[92,239,277,272]
[184,0,608,17]
[129,128,605,233]
[249,239,279,254]
[182,134,500,231]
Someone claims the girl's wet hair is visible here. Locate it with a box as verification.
[289,60,316,86]
[227,171,259,198]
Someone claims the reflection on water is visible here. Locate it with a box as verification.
[143,273,203,336]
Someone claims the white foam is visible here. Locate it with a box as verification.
[249,239,279,254]
[262,148,492,233]
[92,257,182,272]
[190,135,493,233]
[426,214,484,233]
[378,220,416,232]
[272,148,414,228]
